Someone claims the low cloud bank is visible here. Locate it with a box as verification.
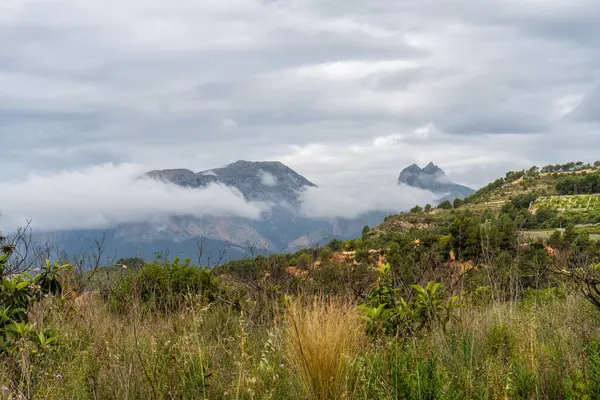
[298,181,437,219]
[0,163,270,233]
[0,163,440,234]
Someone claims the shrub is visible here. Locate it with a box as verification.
[328,238,343,251]
[355,247,370,263]
[109,257,215,312]
[358,264,460,337]
[522,286,566,307]
[437,200,453,210]
[0,235,66,349]
[411,205,423,213]
[485,323,517,361]
[320,248,332,262]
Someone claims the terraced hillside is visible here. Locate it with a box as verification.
[532,194,600,212]
[373,163,600,238]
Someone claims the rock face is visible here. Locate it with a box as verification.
[398,162,475,201]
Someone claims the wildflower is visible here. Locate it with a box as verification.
[56,374,63,381]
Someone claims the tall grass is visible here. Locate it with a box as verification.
[1,292,600,399]
[284,298,363,400]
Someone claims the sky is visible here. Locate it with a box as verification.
[2,0,600,230]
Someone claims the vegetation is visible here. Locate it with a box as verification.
[556,172,600,195]
[4,161,600,398]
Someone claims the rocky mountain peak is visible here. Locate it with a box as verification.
[398,162,475,201]
[422,162,444,176]
[145,160,316,204]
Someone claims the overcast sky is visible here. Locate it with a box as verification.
[2,0,600,230]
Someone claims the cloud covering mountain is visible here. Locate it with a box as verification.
[0,163,269,232]
[0,161,437,233]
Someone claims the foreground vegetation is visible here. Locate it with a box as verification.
[4,162,600,399]
[3,283,600,399]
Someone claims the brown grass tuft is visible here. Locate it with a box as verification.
[284,298,363,400]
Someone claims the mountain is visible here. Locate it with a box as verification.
[398,162,475,201]
[145,160,316,204]
[136,161,331,252]
[34,161,381,265]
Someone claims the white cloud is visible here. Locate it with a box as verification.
[299,181,436,219]
[0,163,269,233]
[219,118,239,130]
[258,170,277,187]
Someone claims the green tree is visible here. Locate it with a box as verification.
[564,224,577,245]
[437,200,452,210]
[424,204,433,213]
[362,225,371,236]
[327,238,342,251]
[411,205,423,213]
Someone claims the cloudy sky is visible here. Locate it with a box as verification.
[2,0,600,230]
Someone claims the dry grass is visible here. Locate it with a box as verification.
[284,298,363,400]
[2,288,600,399]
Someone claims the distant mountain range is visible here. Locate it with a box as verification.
[32,160,474,265]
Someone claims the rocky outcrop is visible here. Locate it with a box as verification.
[398,162,474,200]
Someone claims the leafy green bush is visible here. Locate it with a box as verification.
[0,236,64,354]
[357,264,459,337]
[109,257,215,312]
[522,286,566,307]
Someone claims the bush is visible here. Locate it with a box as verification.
[522,286,566,307]
[410,205,423,213]
[327,238,343,251]
[485,323,517,361]
[358,264,460,337]
[437,200,453,210]
[0,237,65,355]
[109,257,215,312]
[319,248,332,262]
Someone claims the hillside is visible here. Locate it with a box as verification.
[374,161,600,239]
